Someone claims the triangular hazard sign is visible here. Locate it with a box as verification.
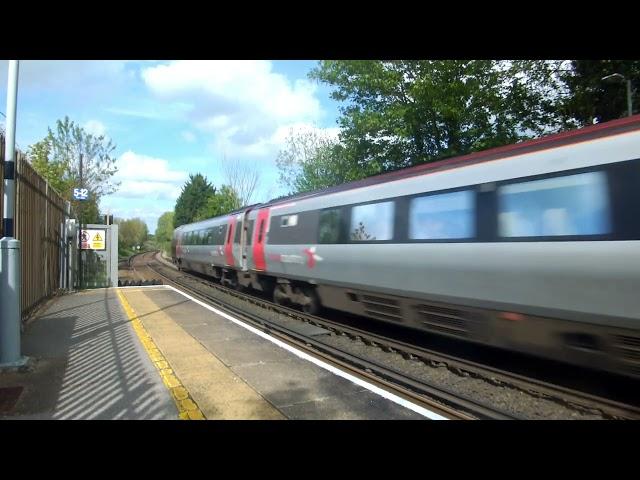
[93,233,103,241]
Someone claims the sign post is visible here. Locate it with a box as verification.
[76,154,85,290]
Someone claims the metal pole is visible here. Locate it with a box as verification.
[77,153,83,289]
[0,60,22,365]
[627,79,633,117]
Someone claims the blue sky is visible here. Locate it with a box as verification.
[0,60,343,231]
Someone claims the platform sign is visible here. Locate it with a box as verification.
[80,229,106,250]
[73,188,89,201]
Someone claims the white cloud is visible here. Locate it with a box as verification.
[116,180,182,200]
[141,61,323,157]
[112,150,188,200]
[84,120,106,136]
[219,122,341,159]
[181,130,196,143]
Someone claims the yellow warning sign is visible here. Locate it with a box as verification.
[92,232,105,250]
[80,229,107,250]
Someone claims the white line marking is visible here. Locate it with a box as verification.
[144,284,448,420]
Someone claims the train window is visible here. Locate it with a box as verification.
[281,215,298,227]
[350,201,394,241]
[257,219,266,243]
[498,171,611,237]
[209,225,225,245]
[409,190,475,239]
[246,220,254,245]
[319,208,341,244]
[234,221,243,244]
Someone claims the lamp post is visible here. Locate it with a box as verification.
[602,73,633,117]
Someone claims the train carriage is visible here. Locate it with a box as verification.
[173,115,640,378]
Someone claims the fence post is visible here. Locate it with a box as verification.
[44,181,48,295]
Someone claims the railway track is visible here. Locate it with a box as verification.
[124,251,640,420]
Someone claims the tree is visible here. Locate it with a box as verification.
[276,128,364,195]
[28,116,119,224]
[29,139,74,195]
[558,60,640,126]
[117,218,148,250]
[194,185,241,221]
[155,211,174,253]
[173,173,216,228]
[309,60,564,176]
[220,155,260,208]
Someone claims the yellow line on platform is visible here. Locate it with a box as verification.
[115,288,205,420]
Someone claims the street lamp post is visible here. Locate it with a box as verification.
[602,73,634,117]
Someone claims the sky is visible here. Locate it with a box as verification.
[0,60,343,232]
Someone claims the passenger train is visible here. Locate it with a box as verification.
[172,115,640,378]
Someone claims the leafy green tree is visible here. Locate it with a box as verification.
[29,139,74,195]
[27,116,119,224]
[194,185,241,221]
[558,60,640,126]
[276,128,364,195]
[117,218,148,250]
[155,211,174,253]
[309,60,564,175]
[173,173,216,228]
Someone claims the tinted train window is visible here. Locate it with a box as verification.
[319,208,341,244]
[246,220,254,245]
[409,190,475,239]
[234,221,242,244]
[281,215,298,227]
[350,201,394,241]
[498,171,611,237]
[269,211,319,244]
[206,228,215,245]
[210,225,226,244]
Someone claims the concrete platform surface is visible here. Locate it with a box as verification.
[0,289,177,420]
[1,285,431,420]
[119,286,426,420]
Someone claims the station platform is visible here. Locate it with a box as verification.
[0,285,432,420]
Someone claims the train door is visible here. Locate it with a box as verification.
[239,209,253,271]
[252,208,270,271]
[224,216,236,267]
[232,213,244,271]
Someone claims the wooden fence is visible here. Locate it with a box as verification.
[1,134,70,319]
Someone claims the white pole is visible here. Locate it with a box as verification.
[1,60,23,365]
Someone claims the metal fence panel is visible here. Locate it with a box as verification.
[1,133,70,319]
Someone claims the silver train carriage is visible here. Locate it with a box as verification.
[172,115,640,378]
